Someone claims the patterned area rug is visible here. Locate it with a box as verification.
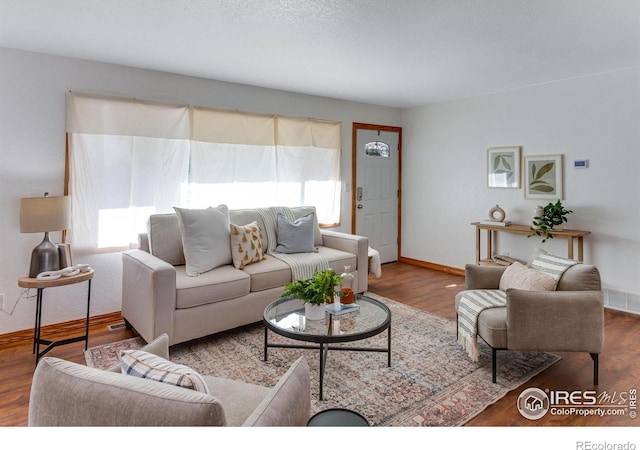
[85,293,560,426]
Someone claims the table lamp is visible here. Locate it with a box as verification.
[20,193,71,278]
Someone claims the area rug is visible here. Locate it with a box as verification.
[85,293,560,426]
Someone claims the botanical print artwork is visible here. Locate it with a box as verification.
[487,146,521,188]
[528,159,556,194]
[524,154,563,200]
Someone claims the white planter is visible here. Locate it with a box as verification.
[305,303,325,320]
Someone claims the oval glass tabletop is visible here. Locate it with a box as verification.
[263,294,391,344]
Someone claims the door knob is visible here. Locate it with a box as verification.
[357,204,363,209]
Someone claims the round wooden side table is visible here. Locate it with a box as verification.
[18,269,94,366]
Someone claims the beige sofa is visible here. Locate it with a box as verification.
[122,206,369,345]
[29,334,311,426]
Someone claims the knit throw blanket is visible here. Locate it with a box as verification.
[457,290,506,362]
[257,207,329,281]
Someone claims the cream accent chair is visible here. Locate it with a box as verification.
[455,263,604,384]
[28,334,311,426]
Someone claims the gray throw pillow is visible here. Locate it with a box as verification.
[275,212,315,254]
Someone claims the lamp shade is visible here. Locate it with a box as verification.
[20,195,71,233]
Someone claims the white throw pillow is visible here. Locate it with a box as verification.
[174,205,231,277]
[120,349,209,394]
[499,261,556,291]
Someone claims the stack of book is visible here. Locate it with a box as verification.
[325,303,360,316]
[479,220,511,226]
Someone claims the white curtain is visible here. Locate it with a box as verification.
[276,116,342,225]
[66,93,341,253]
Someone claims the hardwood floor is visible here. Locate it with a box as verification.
[1,262,638,427]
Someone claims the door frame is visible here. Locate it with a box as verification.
[351,122,402,260]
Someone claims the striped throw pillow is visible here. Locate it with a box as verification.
[529,249,579,289]
[120,349,209,394]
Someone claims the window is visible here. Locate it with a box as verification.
[364,141,391,157]
[66,93,341,253]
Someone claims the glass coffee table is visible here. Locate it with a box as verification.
[263,294,391,400]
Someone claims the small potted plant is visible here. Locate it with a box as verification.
[528,199,573,243]
[280,269,344,320]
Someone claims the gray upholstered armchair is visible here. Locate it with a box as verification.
[28,334,311,426]
[455,262,604,384]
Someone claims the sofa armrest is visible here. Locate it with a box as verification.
[122,250,177,344]
[321,230,369,293]
[464,264,506,290]
[506,289,604,353]
[242,357,311,426]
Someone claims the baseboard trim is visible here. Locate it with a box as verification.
[398,256,465,277]
[0,311,123,347]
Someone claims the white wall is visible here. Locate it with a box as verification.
[0,48,401,334]
[401,67,640,307]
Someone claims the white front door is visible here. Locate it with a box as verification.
[353,125,400,263]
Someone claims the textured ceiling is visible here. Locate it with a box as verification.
[1,0,639,108]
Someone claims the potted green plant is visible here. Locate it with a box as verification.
[280,268,344,319]
[528,199,573,243]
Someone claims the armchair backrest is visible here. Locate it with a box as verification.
[29,357,227,426]
[556,264,601,291]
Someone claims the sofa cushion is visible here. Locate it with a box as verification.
[230,221,266,269]
[477,306,508,349]
[316,246,358,275]
[120,349,210,394]
[499,261,556,291]
[242,257,293,292]
[174,205,232,276]
[147,213,186,265]
[175,265,250,309]
[203,376,271,426]
[275,212,316,253]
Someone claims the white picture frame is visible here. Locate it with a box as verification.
[524,154,564,200]
[487,146,521,188]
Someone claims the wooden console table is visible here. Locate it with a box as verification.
[471,222,591,265]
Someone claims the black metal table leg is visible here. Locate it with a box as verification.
[264,326,268,361]
[83,279,91,350]
[319,343,329,401]
[387,324,392,367]
[34,288,43,356]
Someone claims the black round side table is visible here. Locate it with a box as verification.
[307,408,370,426]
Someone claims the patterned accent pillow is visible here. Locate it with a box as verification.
[528,249,579,288]
[499,261,556,291]
[230,221,266,269]
[120,349,209,394]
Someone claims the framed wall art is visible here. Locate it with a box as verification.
[487,146,521,188]
[524,154,563,200]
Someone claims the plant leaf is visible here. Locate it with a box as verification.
[531,184,554,192]
[533,162,555,180]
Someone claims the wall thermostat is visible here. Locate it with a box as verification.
[574,159,589,169]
